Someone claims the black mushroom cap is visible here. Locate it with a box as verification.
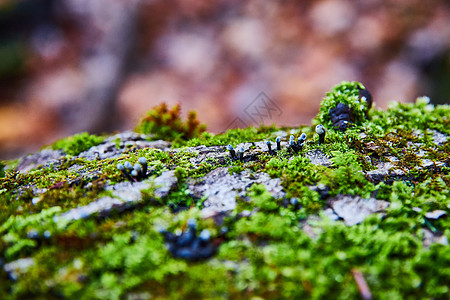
[329,102,354,132]
[358,87,373,110]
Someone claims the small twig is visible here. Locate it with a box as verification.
[352,269,372,300]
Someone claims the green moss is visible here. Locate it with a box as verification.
[321,150,375,198]
[183,125,279,148]
[1,82,450,299]
[220,211,450,299]
[0,161,5,178]
[247,184,279,211]
[264,154,325,210]
[368,97,450,136]
[314,81,370,129]
[51,132,104,156]
[0,206,61,259]
[228,164,244,175]
[165,183,202,211]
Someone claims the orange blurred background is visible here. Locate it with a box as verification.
[1,0,449,159]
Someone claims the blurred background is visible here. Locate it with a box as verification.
[0,0,449,159]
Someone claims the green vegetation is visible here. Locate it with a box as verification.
[224,211,449,299]
[135,103,207,142]
[0,161,4,178]
[51,132,104,156]
[314,81,370,129]
[368,96,450,136]
[264,154,324,211]
[247,183,280,211]
[0,81,449,299]
[0,206,62,259]
[184,124,279,148]
[321,150,375,198]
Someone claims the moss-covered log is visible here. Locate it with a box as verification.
[1,82,449,299]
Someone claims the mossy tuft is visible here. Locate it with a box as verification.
[314,81,370,130]
[135,103,207,141]
[51,132,104,156]
[368,96,450,135]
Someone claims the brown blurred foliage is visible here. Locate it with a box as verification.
[0,0,449,159]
